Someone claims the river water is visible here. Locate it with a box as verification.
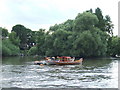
[1,56,119,88]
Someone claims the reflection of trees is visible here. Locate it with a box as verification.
[2,57,35,65]
[83,58,112,68]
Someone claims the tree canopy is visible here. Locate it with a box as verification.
[2,7,119,57]
[73,12,98,32]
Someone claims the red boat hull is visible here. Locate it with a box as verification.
[46,58,83,65]
[56,59,82,65]
[34,58,83,65]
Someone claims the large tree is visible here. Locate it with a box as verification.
[49,19,74,32]
[36,29,46,55]
[94,7,114,36]
[0,27,8,38]
[9,31,20,47]
[12,24,32,50]
[2,39,20,56]
[71,29,108,57]
[73,12,98,32]
[104,15,114,36]
[108,36,120,56]
[95,7,105,31]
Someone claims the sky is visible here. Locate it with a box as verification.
[0,0,119,35]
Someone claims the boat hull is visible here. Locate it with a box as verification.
[54,59,83,65]
[34,58,83,65]
[34,61,47,65]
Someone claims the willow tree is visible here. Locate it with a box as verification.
[73,12,98,32]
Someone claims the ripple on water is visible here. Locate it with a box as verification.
[2,59,118,88]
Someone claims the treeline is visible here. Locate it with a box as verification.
[1,7,120,57]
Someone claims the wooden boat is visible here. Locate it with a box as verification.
[34,56,83,65]
[52,59,83,65]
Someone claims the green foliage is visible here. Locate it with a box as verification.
[61,19,74,31]
[71,29,108,57]
[0,27,8,38]
[104,15,114,36]
[49,19,74,32]
[1,7,115,57]
[35,8,114,57]
[49,24,60,31]
[73,12,98,32]
[12,24,32,50]
[86,8,93,13]
[91,28,108,56]
[44,34,54,56]
[94,7,114,36]
[108,36,120,56]
[72,31,94,57]
[9,31,20,46]
[95,7,105,31]
[2,45,11,56]
[36,29,46,55]
[28,46,37,55]
[28,31,37,46]
[12,24,27,42]
[2,39,20,56]
[52,29,72,56]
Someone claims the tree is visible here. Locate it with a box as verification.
[49,19,74,32]
[95,7,105,31]
[0,27,8,38]
[94,8,114,36]
[72,31,94,57]
[108,36,120,56]
[49,24,60,31]
[9,31,20,46]
[62,19,74,31]
[73,12,98,32]
[2,39,20,56]
[12,24,32,50]
[51,29,72,56]
[36,29,46,55]
[28,31,38,46]
[28,46,37,55]
[104,15,114,36]
[44,34,54,56]
[71,28,108,57]
[86,8,93,13]
[43,9,110,57]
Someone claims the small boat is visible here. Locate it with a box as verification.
[52,59,83,65]
[34,60,47,65]
[34,56,83,65]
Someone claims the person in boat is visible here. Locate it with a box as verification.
[52,57,55,60]
[61,57,65,62]
[49,57,55,60]
[56,56,60,60]
[45,57,51,61]
[71,57,75,61]
[55,56,60,62]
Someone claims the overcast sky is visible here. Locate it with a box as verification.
[0,0,119,35]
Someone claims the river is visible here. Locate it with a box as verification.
[1,56,119,88]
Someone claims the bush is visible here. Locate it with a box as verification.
[28,46,37,55]
[2,39,20,56]
[2,45,11,56]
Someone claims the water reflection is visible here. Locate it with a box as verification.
[2,57,119,88]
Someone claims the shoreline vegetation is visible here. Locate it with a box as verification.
[1,7,120,58]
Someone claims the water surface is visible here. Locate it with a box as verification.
[2,57,119,88]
